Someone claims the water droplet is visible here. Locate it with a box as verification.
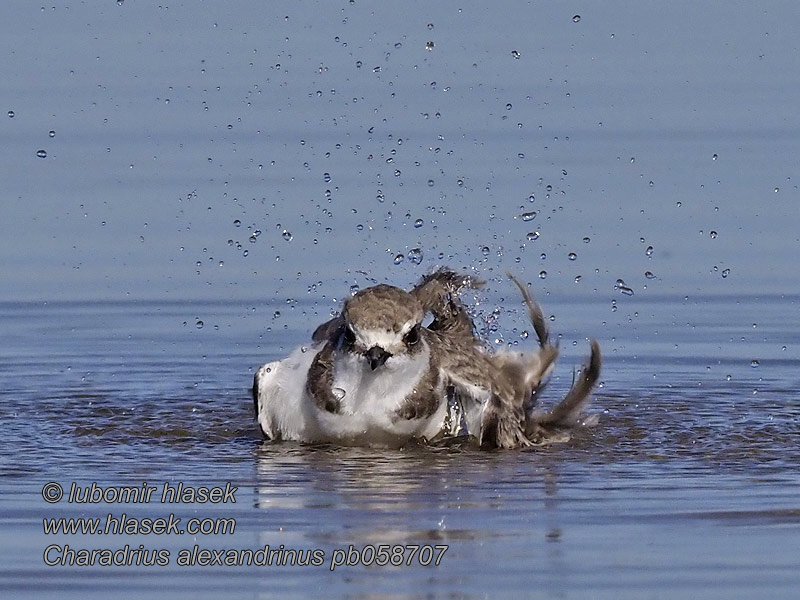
[521,211,537,222]
[712,153,718,160]
[572,15,581,22]
[332,387,346,401]
[408,247,423,264]
[538,270,547,279]
[195,320,204,329]
[645,271,656,279]
[427,179,434,187]
[393,254,405,265]
[615,278,634,296]
[349,284,360,295]
[36,149,47,158]
[425,41,435,51]
[414,218,424,228]
[526,231,539,241]
[774,187,779,193]
[505,103,512,110]
[48,130,55,138]
[721,268,730,278]
[427,23,434,30]
[233,219,241,227]
[709,231,718,239]
[8,110,15,118]
[282,230,293,241]
[583,236,591,243]
[568,252,577,261]
[481,246,490,256]
[511,50,521,59]
[323,172,331,183]
[645,245,654,257]
[750,360,759,368]
[574,275,582,283]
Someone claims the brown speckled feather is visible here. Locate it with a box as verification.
[306,342,340,413]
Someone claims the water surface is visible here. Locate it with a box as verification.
[1,295,798,598]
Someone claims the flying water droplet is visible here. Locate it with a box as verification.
[526,231,539,241]
[408,247,423,264]
[282,230,293,241]
[709,231,718,239]
[568,252,577,261]
[750,360,759,368]
[425,41,435,51]
[393,253,405,265]
[36,149,47,158]
[521,211,537,222]
[349,284,360,295]
[414,218,424,228]
[538,270,547,279]
[645,245,654,257]
[645,271,657,279]
[572,14,581,22]
[195,320,204,329]
[721,268,730,278]
[615,278,634,295]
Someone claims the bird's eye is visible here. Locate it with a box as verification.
[343,325,356,345]
[403,324,420,346]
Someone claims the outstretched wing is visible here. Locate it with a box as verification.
[411,268,484,340]
[526,340,602,439]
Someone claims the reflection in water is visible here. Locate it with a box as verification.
[253,442,567,546]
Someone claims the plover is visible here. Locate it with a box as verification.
[253,268,601,449]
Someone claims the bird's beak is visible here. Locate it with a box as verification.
[365,345,391,370]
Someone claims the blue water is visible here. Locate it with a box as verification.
[1,294,798,598]
[2,1,799,597]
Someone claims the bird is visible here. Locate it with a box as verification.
[252,268,601,450]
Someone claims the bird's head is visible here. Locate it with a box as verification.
[341,284,425,370]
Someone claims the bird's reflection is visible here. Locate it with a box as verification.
[251,440,567,548]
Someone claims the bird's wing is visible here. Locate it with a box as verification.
[311,315,343,343]
[526,340,602,437]
[411,268,484,339]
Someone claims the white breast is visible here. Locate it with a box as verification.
[255,341,448,447]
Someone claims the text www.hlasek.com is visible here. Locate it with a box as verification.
[41,481,448,569]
